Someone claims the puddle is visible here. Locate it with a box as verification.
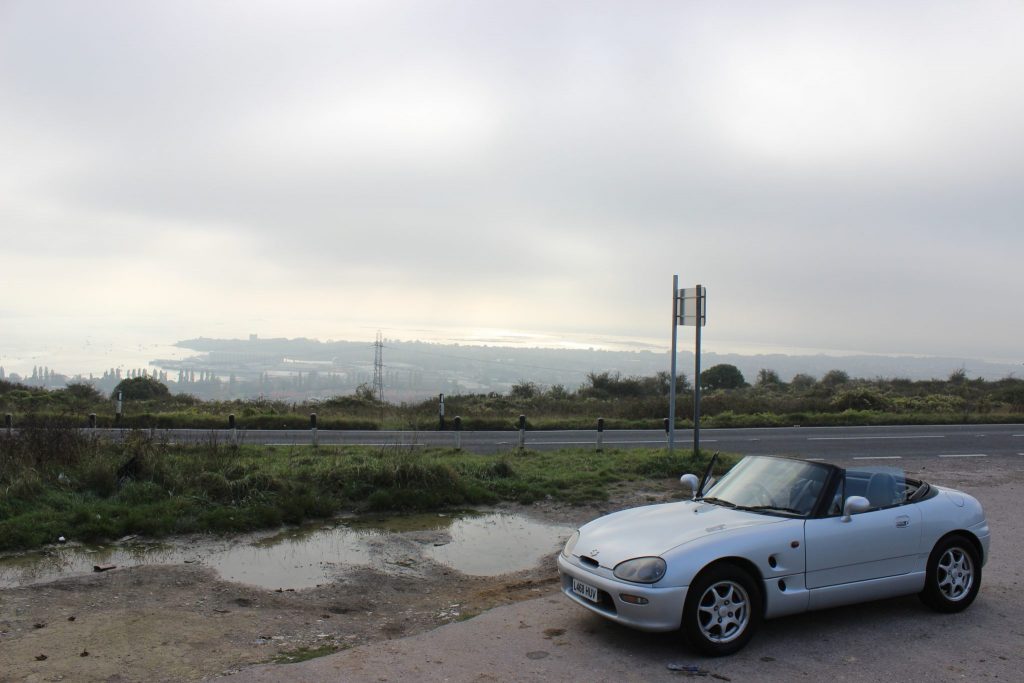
[0,512,572,590]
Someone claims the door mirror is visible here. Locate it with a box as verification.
[680,474,700,499]
[841,495,871,522]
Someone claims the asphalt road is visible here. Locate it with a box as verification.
[94,422,1024,461]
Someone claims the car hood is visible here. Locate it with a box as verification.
[574,500,786,569]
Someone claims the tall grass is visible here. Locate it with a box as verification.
[0,425,731,552]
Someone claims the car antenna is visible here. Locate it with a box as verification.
[697,451,719,499]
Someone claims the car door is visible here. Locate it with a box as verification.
[804,505,922,589]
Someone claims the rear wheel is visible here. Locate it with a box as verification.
[919,534,981,612]
[682,563,761,656]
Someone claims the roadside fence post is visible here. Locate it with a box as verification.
[310,413,318,448]
[115,391,123,425]
[597,418,604,452]
[438,393,445,431]
[454,416,462,451]
[663,417,670,448]
[89,413,97,437]
[518,414,526,451]
[228,413,237,446]
[4,413,11,437]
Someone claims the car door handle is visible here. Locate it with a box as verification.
[895,515,910,528]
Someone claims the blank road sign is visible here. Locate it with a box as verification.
[678,287,706,326]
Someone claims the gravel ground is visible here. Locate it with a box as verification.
[224,456,1024,683]
[1,457,1019,682]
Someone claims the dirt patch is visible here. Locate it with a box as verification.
[0,500,600,683]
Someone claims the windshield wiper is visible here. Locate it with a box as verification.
[699,497,737,509]
[738,504,804,515]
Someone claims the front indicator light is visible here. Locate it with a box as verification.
[562,530,580,558]
[613,556,667,583]
[619,594,649,605]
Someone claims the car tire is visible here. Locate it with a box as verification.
[919,534,981,613]
[682,563,762,656]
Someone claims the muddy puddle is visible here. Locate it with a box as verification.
[0,511,573,590]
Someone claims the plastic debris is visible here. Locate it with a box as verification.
[667,662,708,675]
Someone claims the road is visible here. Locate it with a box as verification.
[93,422,1024,461]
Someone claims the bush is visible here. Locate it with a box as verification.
[112,377,171,401]
[700,364,747,391]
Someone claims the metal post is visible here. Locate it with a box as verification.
[438,393,445,430]
[310,412,318,448]
[228,413,237,446]
[663,417,670,447]
[694,284,703,457]
[518,414,526,450]
[596,417,604,452]
[669,275,679,454]
[454,416,462,451]
[115,391,123,425]
[4,413,11,437]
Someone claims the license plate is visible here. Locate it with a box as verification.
[572,577,599,603]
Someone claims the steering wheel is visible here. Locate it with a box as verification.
[744,483,779,507]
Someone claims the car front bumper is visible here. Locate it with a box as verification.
[556,554,687,632]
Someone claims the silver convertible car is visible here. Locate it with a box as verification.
[557,454,989,655]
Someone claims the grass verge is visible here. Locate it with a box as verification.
[0,426,733,552]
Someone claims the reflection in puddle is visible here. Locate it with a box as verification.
[0,512,572,590]
[424,514,570,576]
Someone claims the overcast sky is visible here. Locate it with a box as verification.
[2,0,1022,372]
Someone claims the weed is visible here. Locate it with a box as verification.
[271,644,345,664]
[0,424,733,552]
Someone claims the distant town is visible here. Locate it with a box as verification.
[1,334,1019,403]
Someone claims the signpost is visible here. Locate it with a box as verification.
[668,277,706,455]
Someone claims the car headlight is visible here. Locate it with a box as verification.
[562,530,580,558]
[613,557,667,584]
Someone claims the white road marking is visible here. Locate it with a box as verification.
[268,442,426,447]
[808,435,944,441]
[515,440,670,446]
[806,458,826,461]
[607,440,676,445]
[937,453,987,458]
[852,456,902,460]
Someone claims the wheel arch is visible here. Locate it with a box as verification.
[692,556,766,608]
[934,529,984,564]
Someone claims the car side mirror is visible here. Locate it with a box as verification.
[841,496,870,522]
[680,474,700,499]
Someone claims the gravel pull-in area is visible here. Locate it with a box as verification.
[1,458,1020,682]
[225,457,1024,683]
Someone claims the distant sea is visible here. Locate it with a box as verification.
[2,317,1019,383]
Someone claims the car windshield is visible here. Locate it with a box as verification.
[702,456,830,516]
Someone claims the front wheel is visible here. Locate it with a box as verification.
[682,563,762,656]
[919,534,981,613]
